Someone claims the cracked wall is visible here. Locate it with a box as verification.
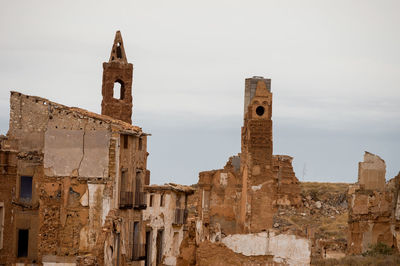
[1,91,149,266]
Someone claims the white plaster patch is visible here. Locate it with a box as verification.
[102,196,111,226]
[87,184,105,248]
[80,189,89,207]
[220,173,228,186]
[251,184,262,191]
[222,232,311,266]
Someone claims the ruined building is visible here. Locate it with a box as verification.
[347,152,400,254]
[1,29,399,266]
[143,183,194,266]
[0,31,151,266]
[178,77,309,266]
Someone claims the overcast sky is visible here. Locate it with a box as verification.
[0,0,399,185]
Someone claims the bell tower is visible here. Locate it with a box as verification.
[101,31,133,123]
[239,76,274,233]
[241,77,273,168]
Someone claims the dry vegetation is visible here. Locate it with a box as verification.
[312,255,400,266]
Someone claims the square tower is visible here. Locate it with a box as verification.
[101,31,133,124]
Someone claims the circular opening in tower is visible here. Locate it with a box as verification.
[256,106,265,116]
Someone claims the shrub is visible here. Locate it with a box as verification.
[363,242,394,256]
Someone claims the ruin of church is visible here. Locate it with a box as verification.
[178,77,310,266]
[0,31,151,266]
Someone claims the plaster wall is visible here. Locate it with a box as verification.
[143,192,185,266]
[221,232,311,266]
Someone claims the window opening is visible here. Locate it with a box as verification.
[116,42,122,59]
[256,106,265,116]
[138,138,143,150]
[113,80,125,100]
[123,135,128,149]
[160,194,164,207]
[17,229,29,257]
[135,171,143,207]
[121,170,127,192]
[176,194,181,208]
[150,195,154,207]
[20,176,33,202]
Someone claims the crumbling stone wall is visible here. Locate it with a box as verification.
[347,152,395,254]
[197,157,242,236]
[273,155,302,208]
[181,78,307,265]
[1,90,149,265]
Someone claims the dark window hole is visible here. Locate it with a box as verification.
[256,106,265,116]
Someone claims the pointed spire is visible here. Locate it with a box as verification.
[254,80,269,97]
[109,30,128,63]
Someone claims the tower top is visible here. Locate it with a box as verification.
[254,80,269,97]
[244,76,271,117]
[101,31,133,124]
[109,30,128,63]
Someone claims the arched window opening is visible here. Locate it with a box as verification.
[116,42,122,59]
[113,80,125,100]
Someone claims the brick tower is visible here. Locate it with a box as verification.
[101,31,133,123]
[239,76,275,232]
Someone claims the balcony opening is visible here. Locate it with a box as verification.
[129,221,145,261]
[17,229,29,257]
[20,176,33,202]
[119,169,133,209]
[134,171,146,209]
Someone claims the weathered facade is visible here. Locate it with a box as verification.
[143,184,194,266]
[0,31,150,266]
[179,77,309,266]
